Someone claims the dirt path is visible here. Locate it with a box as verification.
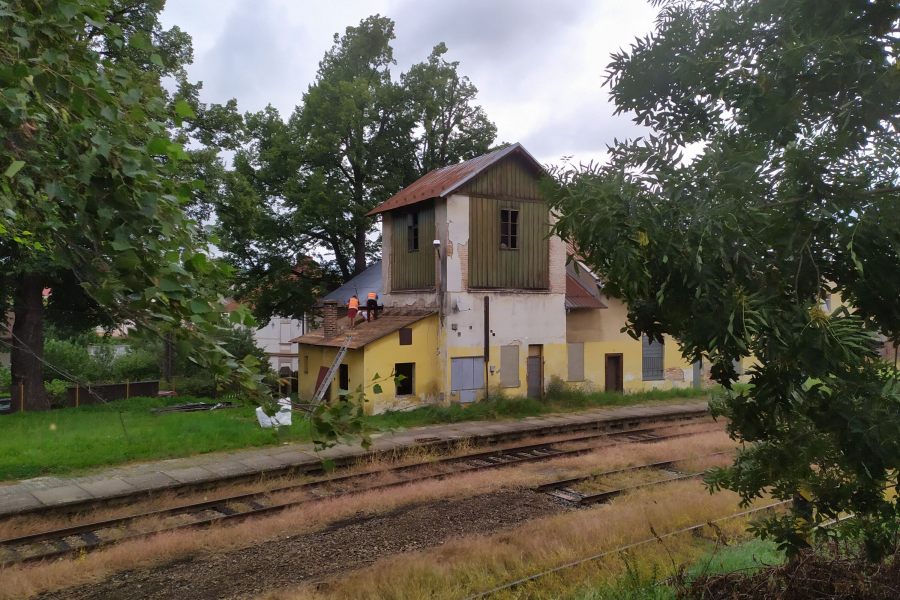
[38,490,569,600]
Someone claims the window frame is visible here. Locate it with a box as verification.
[500,208,519,250]
[395,362,415,396]
[407,212,419,252]
[641,334,665,381]
[338,363,349,398]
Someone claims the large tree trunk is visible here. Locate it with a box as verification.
[10,273,48,412]
[353,224,367,276]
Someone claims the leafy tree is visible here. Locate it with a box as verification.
[221,14,497,303]
[545,0,900,559]
[402,42,498,176]
[0,0,267,411]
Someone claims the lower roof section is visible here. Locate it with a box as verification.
[292,309,435,349]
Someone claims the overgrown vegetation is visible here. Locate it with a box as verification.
[0,387,706,480]
[371,384,709,431]
[545,0,900,559]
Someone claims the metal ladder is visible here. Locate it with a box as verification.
[303,335,352,416]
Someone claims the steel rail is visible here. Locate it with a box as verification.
[535,451,730,493]
[0,424,723,566]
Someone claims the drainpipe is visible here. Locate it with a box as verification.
[433,239,442,320]
[484,296,490,399]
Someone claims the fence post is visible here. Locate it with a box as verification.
[76,384,79,407]
[126,379,130,399]
[20,383,24,413]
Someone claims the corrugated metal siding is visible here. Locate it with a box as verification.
[469,197,549,289]
[459,155,542,199]
[391,202,436,290]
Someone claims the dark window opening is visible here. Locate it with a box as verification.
[395,362,415,396]
[407,212,419,252]
[500,209,519,250]
[399,327,412,345]
[338,363,349,399]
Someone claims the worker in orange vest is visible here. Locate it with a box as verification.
[366,291,379,322]
[348,295,359,330]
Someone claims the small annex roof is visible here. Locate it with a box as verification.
[291,310,435,349]
[366,143,543,217]
[316,261,382,308]
[565,271,607,310]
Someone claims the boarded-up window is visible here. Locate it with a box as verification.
[399,327,412,345]
[451,357,484,403]
[500,345,520,387]
[500,209,519,249]
[395,363,415,395]
[642,335,664,380]
[568,343,584,381]
[303,355,309,374]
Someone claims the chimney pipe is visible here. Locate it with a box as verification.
[323,300,338,340]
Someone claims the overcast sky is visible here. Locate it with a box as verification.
[160,0,659,167]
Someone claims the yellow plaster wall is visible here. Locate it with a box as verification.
[446,342,569,400]
[296,345,365,404]
[364,315,442,415]
[567,296,694,392]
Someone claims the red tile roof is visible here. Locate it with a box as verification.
[366,143,543,216]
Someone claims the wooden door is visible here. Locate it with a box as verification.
[605,354,624,393]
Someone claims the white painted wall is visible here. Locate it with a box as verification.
[253,316,307,372]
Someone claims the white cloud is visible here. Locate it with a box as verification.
[160,0,659,166]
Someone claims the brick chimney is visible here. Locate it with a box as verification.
[323,300,338,340]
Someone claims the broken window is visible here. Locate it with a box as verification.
[338,363,349,399]
[407,212,419,252]
[395,362,415,396]
[399,327,412,345]
[500,208,519,249]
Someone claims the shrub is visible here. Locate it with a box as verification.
[45,379,69,409]
[0,364,10,394]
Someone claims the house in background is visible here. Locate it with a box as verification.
[222,298,307,381]
[295,143,705,415]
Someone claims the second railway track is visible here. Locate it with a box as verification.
[0,421,725,567]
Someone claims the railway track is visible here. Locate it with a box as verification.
[536,451,730,505]
[0,422,724,567]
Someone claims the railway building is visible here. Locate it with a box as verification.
[294,143,712,414]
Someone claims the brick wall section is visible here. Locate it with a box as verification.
[548,234,566,294]
[458,241,469,291]
[323,300,338,340]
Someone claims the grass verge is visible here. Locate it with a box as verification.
[0,396,312,481]
[0,385,709,481]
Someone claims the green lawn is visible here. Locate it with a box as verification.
[0,386,710,482]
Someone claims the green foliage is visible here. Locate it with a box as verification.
[545,0,900,560]
[219,13,497,310]
[0,0,273,411]
[44,379,68,409]
[0,395,312,480]
[0,364,10,394]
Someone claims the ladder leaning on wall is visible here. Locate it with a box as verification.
[299,335,352,417]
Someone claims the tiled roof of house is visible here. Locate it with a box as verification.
[292,309,435,349]
[565,272,607,310]
[366,143,543,216]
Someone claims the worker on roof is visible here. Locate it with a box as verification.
[348,295,359,330]
[366,290,379,322]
